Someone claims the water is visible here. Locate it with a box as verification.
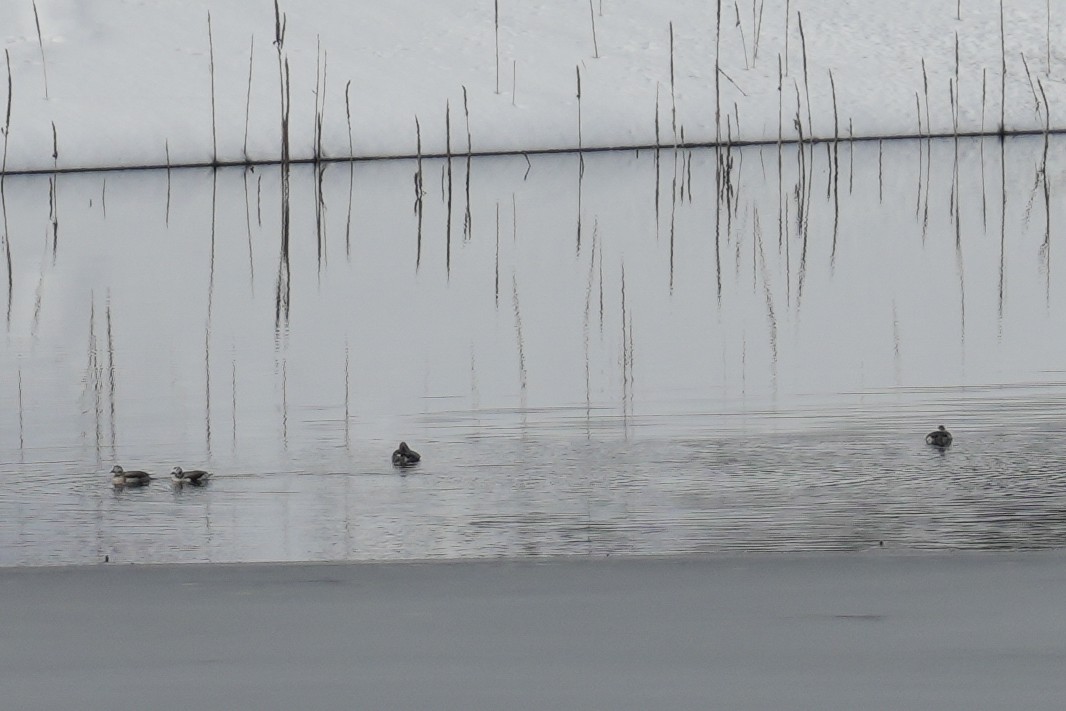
[2,135,1066,565]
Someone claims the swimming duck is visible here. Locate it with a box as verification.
[925,425,953,447]
[111,465,151,486]
[171,466,211,485]
[392,441,421,467]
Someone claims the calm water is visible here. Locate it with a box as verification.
[2,136,1066,566]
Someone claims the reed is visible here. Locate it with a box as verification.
[2,50,11,176]
[1047,0,1052,73]
[921,58,930,137]
[654,83,661,147]
[784,0,790,75]
[950,79,958,138]
[588,0,600,58]
[1037,78,1050,134]
[576,66,583,150]
[981,68,987,134]
[243,36,254,162]
[752,0,765,66]
[715,1,722,144]
[512,60,517,106]
[797,12,812,138]
[317,48,328,161]
[999,0,1006,135]
[462,85,472,154]
[1021,53,1041,120]
[415,116,423,180]
[445,99,452,158]
[164,140,171,224]
[345,81,353,159]
[207,12,217,164]
[829,68,839,142]
[32,1,49,99]
[273,0,290,168]
[734,2,749,70]
[669,22,677,145]
[313,38,322,162]
[777,55,783,146]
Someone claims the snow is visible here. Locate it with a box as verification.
[2,1,1065,171]
[3,552,1066,710]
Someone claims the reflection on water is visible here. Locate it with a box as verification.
[2,135,1066,565]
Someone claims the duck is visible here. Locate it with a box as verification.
[171,466,211,485]
[392,441,421,467]
[925,425,953,447]
[111,465,151,486]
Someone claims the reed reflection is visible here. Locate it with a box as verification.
[0,136,1064,565]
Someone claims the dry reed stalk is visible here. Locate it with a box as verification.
[512,60,517,105]
[445,100,452,159]
[589,0,599,58]
[777,54,783,146]
[654,83,660,147]
[318,49,328,160]
[1021,53,1041,119]
[243,35,254,161]
[414,116,423,196]
[576,66,583,150]
[32,2,48,99]
[829,68,839,141]
[784,0,790,75]
[981,67,987,133]
[462,85,472,154]
[345,80,353,159]
[921,58,930,137]
[734,2,749,69]
[274,1,290,168]
[208,12,217,164]
[3,49,12,175]
[999,0,1006,135]
[1037,78,1050,133]
[669,22,678,144]
[715,1,722,144]
[313,38,321,161]
[797,12,812,137]
[753,0,765,66]
[950,79,958,137]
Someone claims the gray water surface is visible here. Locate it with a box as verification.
[2,137,1066,565]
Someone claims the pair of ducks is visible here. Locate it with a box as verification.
[925,425,953,448]
[113,443,418,487]
[111,465,211,487]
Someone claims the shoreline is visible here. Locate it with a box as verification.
[1,126,1060,178]
[3,544,1065,574]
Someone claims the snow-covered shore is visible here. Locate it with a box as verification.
[2,1,1066,172]
[4,552,1066,710]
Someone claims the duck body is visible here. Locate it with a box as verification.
[925,425,953,447]
[392,442,421,467]
[171,466,211,485]
[111,465,151,486]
